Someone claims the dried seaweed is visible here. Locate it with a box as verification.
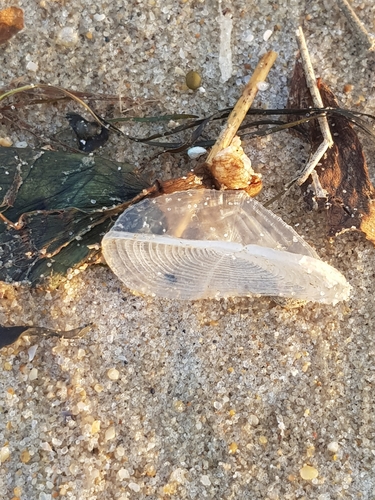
[66,113,110,152]
[0,147,151,284]
[0,324,91,349]
[287,59,375,244]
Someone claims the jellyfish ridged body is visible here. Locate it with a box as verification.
[101,189,351,304]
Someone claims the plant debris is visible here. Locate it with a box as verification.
[0,324,91,349]
[0,147,151,284]
[287,58,375,244]
[1,51,375,289]
[66,112,110,152]
[0,6,24,45]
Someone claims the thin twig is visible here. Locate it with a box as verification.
[295,27,333,193]
[205,50,278,166]
[336,0,375,51]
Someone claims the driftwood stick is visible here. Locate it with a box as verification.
[295,27,333,192]
[336,0,375,51]
[206,50,278,166]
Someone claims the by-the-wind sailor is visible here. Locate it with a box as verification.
[102,189,351,304]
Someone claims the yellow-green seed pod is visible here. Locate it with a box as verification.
[185,70,202,90]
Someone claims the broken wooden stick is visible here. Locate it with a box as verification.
[336,0,375,51]
[206,50,278,162]
[205,50,277,196]
[295,26,334,193]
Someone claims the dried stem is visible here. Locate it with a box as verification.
[205,50,278,166]
[295,27,333,192]
[336,0,375,51]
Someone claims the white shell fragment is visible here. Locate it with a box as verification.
[102,190,351,303]
[187,146,207,159]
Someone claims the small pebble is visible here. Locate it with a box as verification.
[69,462,79,476]
[105,426,116,441]
[115,445,125,458]
[26,61,38,72]
[128,482,141,492]
[93,13,106,22]
[302,362,311,372]
[0,137,12,147]
[40,442,52,452]
[20,449,31,463]
[29,368,38,381]
[118,468,130,480]
[173,400,185,412]
[185,70,202,90]
[187,146,207,159]
[91,420,101,434]
[343,84,354,94]
[248,414,259,426]
[263,29,273,41]
[77,348,86,360]
[300,465,319,480]
[28,345,38,362]
[0,446,10,463]
[200,475,211,486]
[228,442,238,454]
[39,492,52,500]
[107,368,120,380]
[13,486,22,497]
[56,27,79,47]
[259,435,268,445]
[256,81,270,91]
[14,141,28,148]
[327,441,339,453]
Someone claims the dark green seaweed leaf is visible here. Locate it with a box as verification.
[0,147,151,284]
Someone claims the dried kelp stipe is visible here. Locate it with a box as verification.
[0,324,91,349]
[0,7,24,45]
[66,113,109,152]
[287,59,375,244]
[0,147,151,284]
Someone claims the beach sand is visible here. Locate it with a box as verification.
[1,0,375,498]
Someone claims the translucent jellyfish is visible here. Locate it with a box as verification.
[102,189,351,304]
